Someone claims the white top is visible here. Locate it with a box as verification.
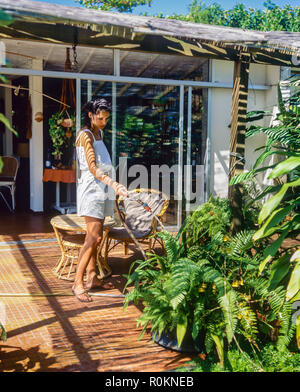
[76,129,113,174]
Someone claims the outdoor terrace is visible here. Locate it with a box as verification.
[0,210,195,372]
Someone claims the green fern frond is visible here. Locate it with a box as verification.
[231,230,256,257]
[218,289,239,344]
[192,296,206,341]
[156,231,179,263]
[277,302,296,350]
[170,258,203,309]
[237,299,258,339]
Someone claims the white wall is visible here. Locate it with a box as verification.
[29,59,44,212]
[209,59,280,198]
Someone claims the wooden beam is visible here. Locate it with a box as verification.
[117,54,159,97]
[228,53,250,233]
[79,48,95,73]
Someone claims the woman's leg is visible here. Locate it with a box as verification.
[72,216,104,302]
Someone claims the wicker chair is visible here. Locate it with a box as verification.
[51,217,113,281]
[0,156,19,212]
[102,188,169,265]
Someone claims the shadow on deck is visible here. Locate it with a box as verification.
[0,211,195,372]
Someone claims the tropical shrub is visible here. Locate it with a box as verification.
[123,197,297,366]
[229,77,300,347]
[177,343,300,372]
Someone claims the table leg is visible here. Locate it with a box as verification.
[67,183,71,203]
[56,182,60,208]
[96,229,112,279]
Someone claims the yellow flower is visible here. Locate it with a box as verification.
[232,281,239,288]
[237,314,242,320]
[239,279,244,286]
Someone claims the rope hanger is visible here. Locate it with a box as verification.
[59,47,76,116]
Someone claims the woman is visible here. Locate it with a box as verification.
[73,98,128,302]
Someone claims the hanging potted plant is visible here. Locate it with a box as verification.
[48,47,77,167]
[48,109,76,167]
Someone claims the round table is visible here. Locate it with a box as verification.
[50,214,117,281]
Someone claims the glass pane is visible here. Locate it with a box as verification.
[120,51,209,82]
[115,83,180,226]
[183,87,207,218]
[81,80,113,154]
[80,80,181,227]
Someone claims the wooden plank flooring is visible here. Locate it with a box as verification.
[0,211,195,372]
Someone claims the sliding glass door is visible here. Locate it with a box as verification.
[80,79,206,229]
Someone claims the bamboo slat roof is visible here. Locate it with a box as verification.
[0,0,299,67]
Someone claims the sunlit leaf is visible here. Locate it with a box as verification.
[268,156,300,179]
[176,315,188,348]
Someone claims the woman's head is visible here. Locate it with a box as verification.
[83,98,112,130]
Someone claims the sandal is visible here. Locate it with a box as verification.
[72,286,92,303]
[86,274,114,291]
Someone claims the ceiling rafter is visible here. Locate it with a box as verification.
[43,44,55,68]
[79,48,95,73]
[117,54,160,97]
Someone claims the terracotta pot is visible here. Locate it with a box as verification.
[65,128,72,139]
[61,118,74,128]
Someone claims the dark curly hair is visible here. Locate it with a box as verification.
[82,98,112,127]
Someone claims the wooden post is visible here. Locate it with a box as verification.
[228,53,250,233]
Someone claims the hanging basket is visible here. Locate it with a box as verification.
[48,110,76,166]
[61,118,74,128]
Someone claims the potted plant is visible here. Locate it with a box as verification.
[123,197,298,364]
[48,110,76,167]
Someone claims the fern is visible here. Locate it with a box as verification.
[277,302,296,350]
[231,230,256,257]
[218,289,239,344]
[236,298,258,341]
[169,258,204,309]
[156,231,179,264]
[191,296,206,341]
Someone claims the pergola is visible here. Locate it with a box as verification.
[0,0,299,228]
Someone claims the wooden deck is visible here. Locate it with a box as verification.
[0,211,195,372]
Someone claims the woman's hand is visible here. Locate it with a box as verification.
[112,182,128,198]
[95,170,128,198]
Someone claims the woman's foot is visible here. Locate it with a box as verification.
[72,284,92,303]
[86,273,114,291]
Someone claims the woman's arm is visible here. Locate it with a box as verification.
[80,132,128,196]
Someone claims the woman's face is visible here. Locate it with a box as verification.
[89,109,110,130]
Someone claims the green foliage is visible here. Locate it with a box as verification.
[48,111,76,161]
[0,322,6,342]
[230,77,300,322]
[116,114,162,164]
[184,196,231,244]
[158,1,300,32]
[77,0,152,12]
[0,10,13,26]
[177,344,300,372]
[124,196,297,362]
